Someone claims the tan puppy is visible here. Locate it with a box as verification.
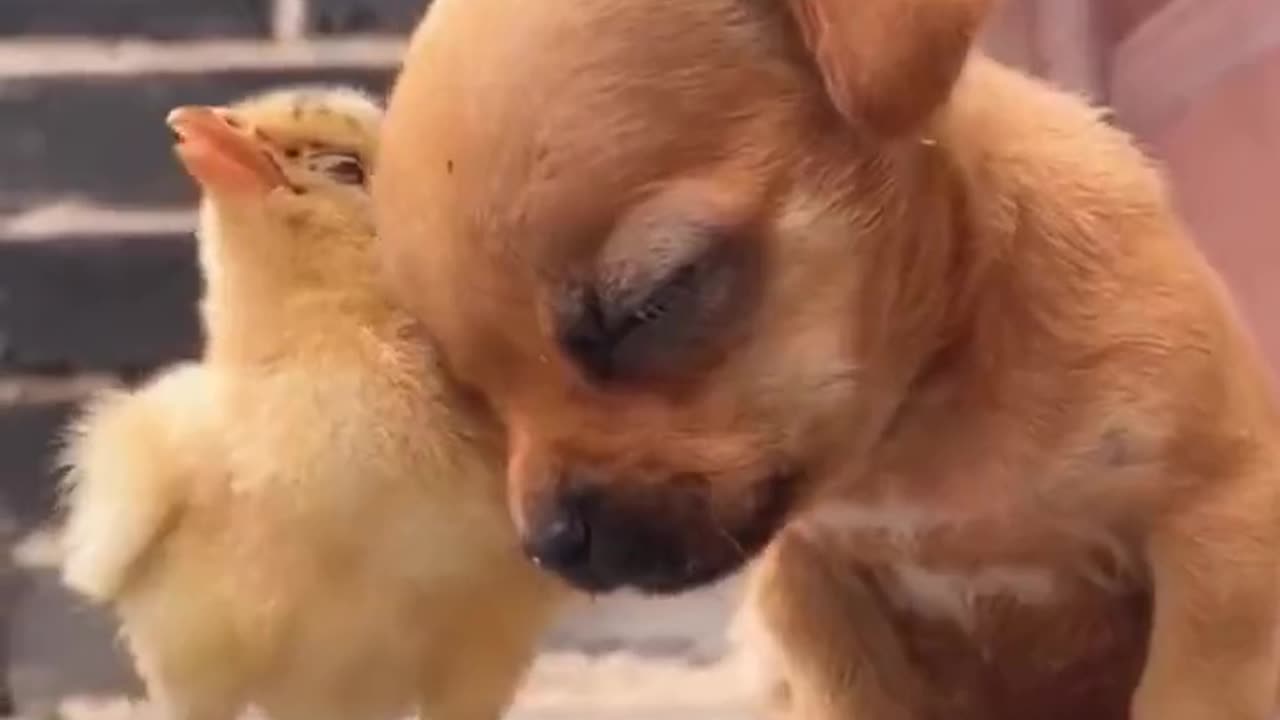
[373,1,1280,719]
[60,86,562,720]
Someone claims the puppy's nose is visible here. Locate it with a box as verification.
[524,506,590,574]
[524,482,696,593]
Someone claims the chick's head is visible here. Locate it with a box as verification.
[167,85,382,240]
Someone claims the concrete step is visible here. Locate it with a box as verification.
[0,231,201,374]
[0,1,272,40]
[0,1,429,41]
[0,61,395,214]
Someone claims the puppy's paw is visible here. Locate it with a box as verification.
[751,529,855,638]
[745,531,925,720]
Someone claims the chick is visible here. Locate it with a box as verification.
[57,86,564,720]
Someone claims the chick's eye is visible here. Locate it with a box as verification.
[312,153,366,186]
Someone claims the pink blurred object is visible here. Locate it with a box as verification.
[983,0,1280,381]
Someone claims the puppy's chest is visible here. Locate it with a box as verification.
[797,500,1143,632]
[785,501,1150,717]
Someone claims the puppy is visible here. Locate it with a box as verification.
[373,1,1280,719]
[60,86,563,720]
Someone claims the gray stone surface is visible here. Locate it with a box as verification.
[0,1,273,39]
[0,69,393,213]
[0,402,78,538]
[308,0,430,35]
[0,234,201,374]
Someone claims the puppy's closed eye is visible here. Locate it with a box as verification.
[554,223,755,385]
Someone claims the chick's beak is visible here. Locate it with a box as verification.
[166,105,286,194]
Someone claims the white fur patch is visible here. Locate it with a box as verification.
[801,502,946,544]
[888,564,1058,631]
[798,501,1063,632]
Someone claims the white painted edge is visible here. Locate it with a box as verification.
[12,527,63,570]
[0,373,119,406]
[0,204,197,241]
[272,0,308,43]
[1111,0,1280,135]
[0,37,407,79]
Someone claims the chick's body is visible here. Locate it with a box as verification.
[59,87,562,720]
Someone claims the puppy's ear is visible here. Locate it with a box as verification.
[784,0,991,135]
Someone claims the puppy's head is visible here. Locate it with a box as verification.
[375,0,989,593]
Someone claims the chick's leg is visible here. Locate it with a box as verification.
[124,624,246,720]
[748,530,927,720]
[415,638,536,720]
[415,583,559,720]
[147,681,240,720]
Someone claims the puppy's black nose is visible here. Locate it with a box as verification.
[522,481,713,594]
[524,505,591,576]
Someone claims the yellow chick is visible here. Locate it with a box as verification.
[57,86,564,720]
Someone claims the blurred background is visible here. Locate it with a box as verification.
[0,0,1276,718]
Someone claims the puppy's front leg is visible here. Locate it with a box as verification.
[749,530,926,720]
[1134,474,1280,720]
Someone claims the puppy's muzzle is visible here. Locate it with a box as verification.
[523,483,692,594]
[521,470,794,595]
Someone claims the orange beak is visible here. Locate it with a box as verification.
[166,106,287,194]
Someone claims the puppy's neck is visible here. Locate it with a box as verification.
[856,136,978,359]
[793,123,989,489]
